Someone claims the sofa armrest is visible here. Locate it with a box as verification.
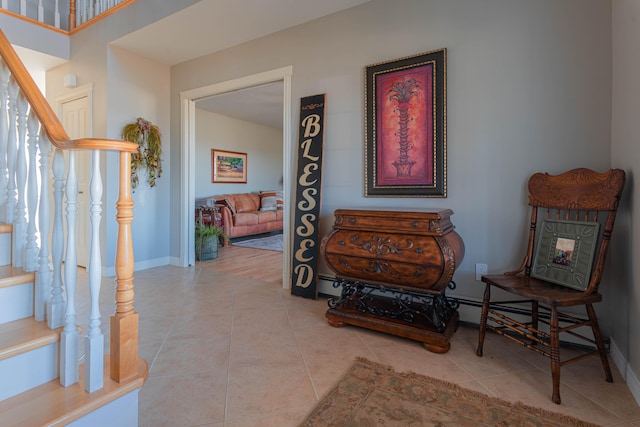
[217,204,235,237]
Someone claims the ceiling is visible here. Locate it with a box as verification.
[19,0,370,129]
[14,45,67,74]
[117,0,371,128]
[196,81,284,129]
[111,0,370,66]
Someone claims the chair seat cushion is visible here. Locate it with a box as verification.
[481,274,602,307]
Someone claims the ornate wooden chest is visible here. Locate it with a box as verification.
[320,208,465,353]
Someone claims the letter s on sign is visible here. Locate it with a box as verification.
[297,188,317,211]
[296,213,316,237]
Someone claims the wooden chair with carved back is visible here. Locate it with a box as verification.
[476,168,625,404]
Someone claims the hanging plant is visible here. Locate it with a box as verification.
[122,117,163,190]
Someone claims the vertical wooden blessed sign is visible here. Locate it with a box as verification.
[291,94,326,298]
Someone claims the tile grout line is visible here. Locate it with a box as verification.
[222,269,237,424]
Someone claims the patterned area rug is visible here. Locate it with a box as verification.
[232,234,283,252]
[300,358,600,427]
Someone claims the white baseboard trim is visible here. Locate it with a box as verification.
[318,275,339,296]
[169,256,184,268]
[103,257,171,277]
[610,339,640,406]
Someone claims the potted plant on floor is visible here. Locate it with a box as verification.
[195,223,227,261]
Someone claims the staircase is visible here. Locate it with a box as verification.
[0,28,146,426]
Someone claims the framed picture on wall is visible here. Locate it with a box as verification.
[364,48,447,197]
[212,149,247,183]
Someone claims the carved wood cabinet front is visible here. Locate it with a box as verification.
[321,209,465,293]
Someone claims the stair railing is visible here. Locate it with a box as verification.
[0,1,136,32]
[0,28,142,392]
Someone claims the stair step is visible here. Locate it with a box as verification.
[0,265,34,286]
[0,357,148,427]
[0,266,35,325]
[0,318,61,401]
[0,318,60,362]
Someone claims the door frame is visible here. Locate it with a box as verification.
[179,66,294,288]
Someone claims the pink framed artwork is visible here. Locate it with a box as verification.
[364,48,447,197]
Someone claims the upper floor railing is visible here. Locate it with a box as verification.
[0,27,144,391]
[0,0,136,33]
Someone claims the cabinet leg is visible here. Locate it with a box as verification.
[422,341,451,354]
[327,318,346,328]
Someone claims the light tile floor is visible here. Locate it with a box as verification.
[120,252,640,426]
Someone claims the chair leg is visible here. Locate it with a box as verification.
[476,284,490,357]
[586,303,614,383]
[550,306,561,404]
[531,300,539,346]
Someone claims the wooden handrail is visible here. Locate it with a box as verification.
[0,29,136,153]
[0,25,144,387]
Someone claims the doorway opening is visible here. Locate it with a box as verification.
[180,66,293,288]
[55,83,94,268]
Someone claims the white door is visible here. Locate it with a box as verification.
[61,96,91,268]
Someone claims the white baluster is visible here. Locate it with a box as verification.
[48,148,65,329]
[38,0,44,22]
[0,61,9,223]
[24,110,40,275]
[2,2,8,10]
[88,0,94,21]
[60,151,79,387]
[5,78,18,224]
[13,92,28,269]
[19,0,26,17]
[77,0,84,26]
[84,149,103,392]
[54,0,60,29]
[38,128,53,326]
[82,0,88,25]
[95,0,101,16]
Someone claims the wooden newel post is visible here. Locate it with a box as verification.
[110,151,139,382]
[69,0,76,30]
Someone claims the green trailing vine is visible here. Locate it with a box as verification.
[122,117,162,190]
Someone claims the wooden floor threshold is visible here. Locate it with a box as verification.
[0,318,60,361]
[0,357,148,427]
